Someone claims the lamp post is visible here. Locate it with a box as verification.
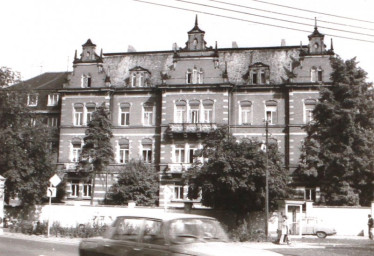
[265,120,269,238]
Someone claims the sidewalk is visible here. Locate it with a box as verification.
[0,230,82,245]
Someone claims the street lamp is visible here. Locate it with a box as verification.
[265,120,269,238]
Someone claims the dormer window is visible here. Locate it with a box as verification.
[81,75,91,88]
[248,63,270,85]
[129,66,151,87]
[27,93,38,106]
[186,67,203,84]
[311,67,323,82]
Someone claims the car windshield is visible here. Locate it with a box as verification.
[169,218,228,244]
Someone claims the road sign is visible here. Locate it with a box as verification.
[46,187,57,197]
[49,174,61,187]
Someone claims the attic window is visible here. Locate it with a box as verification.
[186,67,203,84]
[27,93,38,106]
[248,63,270,85]
[81,75,91,88]
[129,67,151,87]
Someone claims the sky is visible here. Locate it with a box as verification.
[1,0,374,82]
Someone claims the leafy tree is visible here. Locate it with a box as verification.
[297,56,374,206]
[0,66,20,88]
[0,90,55,211]
[184,127,290,220]
[79,103,114,205]
[108,159,159,206]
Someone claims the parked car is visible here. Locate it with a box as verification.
[302,218,337,238]
[79,212,281,256]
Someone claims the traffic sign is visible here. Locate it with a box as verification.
[49,174,61,187]
[47,187,57,197]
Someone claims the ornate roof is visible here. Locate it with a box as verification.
[82,39,96,47]
[188,15,205,34]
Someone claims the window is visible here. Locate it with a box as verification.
[138,73,144,87]
[265,100,277,125]
[143,220,163,245]
[305,188,316,201]
[47,93,59,106]
[118,139,129,164]
[131,73,137,87]
[174,145,185,163]
[71,180,79,197]
[202,100,214,123]
[304,99,317,123]
[74,103,84,126]
[318,70,323,82]
[83,182,92,197]
[71,138,82,162]
[86,103,96,124]
[113,218,143,241]
[142,139,152,163]
[311,67,323,82]
[248,62,270,85]
[240,101,252,125]
[186,69,192,84]
[311,68,316,82]
[47,117,58,127]
[175,100,187,123]
[188,146,198,164]
[186,68,203,84]
[189,100,200,123]
[120,103,130,126]
[30,118,36,126]
[27,93,38,106]
[129,67,151,87]
[143,103,154,126]
[174,186,184,200]
[81,75,91,88]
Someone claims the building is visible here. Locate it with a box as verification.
[8,17,335,205]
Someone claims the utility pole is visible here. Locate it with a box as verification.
[265,120,269,238]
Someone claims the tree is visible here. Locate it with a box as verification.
[0,66,20,88]
[297,56,374,206]
[108,159,159,206]
[0,90,55,212]
[79,102,114,205]
[184,127,290,220]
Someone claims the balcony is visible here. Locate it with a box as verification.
[167,163,192,173]
[168,123,217,137]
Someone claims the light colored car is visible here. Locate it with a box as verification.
[79,212,281,256]
[302,218,337,238]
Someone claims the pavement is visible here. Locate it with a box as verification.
[0,229,371,249]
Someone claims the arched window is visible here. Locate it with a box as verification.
[120,103,130,126]
[118,138,129,164]
[265,100,277,125]
[175,100,187,123]
[141,138,152,163]
[189,100,200,123]
[85,103,96,124]
[143,103,154,126]
[202,99,214,123]
[240,101,252,125]
[74,103,84,126]
[71,138,82,162]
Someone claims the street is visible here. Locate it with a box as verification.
[0,236,78,256]
[267,237,374,256]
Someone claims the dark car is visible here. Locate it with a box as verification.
[79,212,281,256]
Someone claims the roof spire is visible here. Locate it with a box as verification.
[195,14,198,27]
[314,17,317,29]
[330,38,334,51]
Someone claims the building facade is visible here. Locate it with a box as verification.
[9,17,335,205]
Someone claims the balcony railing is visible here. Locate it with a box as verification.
[168,123,217,133]
[167,163,192,173]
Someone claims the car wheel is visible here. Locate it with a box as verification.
[316,231,327,238]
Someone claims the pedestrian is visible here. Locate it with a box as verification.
[368,214,373,240]
[279,215,291,245]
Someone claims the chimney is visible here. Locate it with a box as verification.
[128,45,136,52]
[281,39,286,46]
[232,41,238,48]
[172,43,178,51]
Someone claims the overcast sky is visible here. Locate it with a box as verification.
[1,0,374,82]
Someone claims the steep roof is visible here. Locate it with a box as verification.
[10,72,70,90]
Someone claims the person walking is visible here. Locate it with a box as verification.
[368,214,373,240]
[279,215,291,244]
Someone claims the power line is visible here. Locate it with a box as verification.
[249,0,374,24]
[208,0,374,32]
[131,0,374,43]
[172,0,374,37]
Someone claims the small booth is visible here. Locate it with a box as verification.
[276,199,305,238]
